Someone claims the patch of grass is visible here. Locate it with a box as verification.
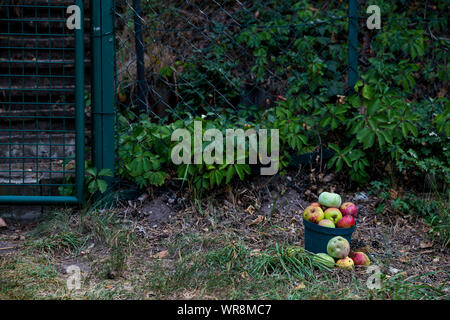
[28,231,87,255]
[137,233,449,300]
[2,208,448,300]
[369,180,450,247]
[0,254,65,299]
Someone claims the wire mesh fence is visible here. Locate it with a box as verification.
[0,0,85,203]
[110,0,448,195]
[356,2,448,103]
[113,0,354,122]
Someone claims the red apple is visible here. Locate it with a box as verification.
[340,202,358,218]
[303,205,324,224]
[336,215,355,228]
[310,202,322,209]
[318,219,335,228]
[324,208,343,224]
[350,252,370,266]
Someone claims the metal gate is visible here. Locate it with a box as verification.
[0,0,85,204]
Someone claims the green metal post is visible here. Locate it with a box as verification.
[75,0,85,202]
[348,0,358,92]
[91,0,115,184]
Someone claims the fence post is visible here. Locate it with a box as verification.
[133,0,147,114]
[75,0,85,202]
[91,0,115,184]
[348,0,358,92]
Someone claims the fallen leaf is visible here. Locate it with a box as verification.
[138,193,148,202]
[245,205,256,215]
[337,95,346,104]
[152,250,169,259]
[294,282,306,290]
[322,174,335,183]
[0,218,7,228]
[182,291,197,299]
[146,291,156,298]
[389,189,398,200]
[249,215,266,226]
[389,267,401,274]
[420,242,433,249]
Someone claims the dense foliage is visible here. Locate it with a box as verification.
[116,0,448,198]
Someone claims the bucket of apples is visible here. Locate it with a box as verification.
[303,192,357,255]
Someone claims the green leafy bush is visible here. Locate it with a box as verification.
[116,0,448,197]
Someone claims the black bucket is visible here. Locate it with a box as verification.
[303,218,356,254]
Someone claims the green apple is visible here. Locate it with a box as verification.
[318,192,342,208]
[313,253,335,268]
[324,208,343,224]
[327,236,350,259]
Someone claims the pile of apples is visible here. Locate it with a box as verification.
[314,236,371,269]
[303,192,357,228]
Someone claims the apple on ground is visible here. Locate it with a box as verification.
[350,252,370,266]
[318,219,335,228]
[336,257,354,270]
[318,192,342,208]
[336,215,355,228]
[340,202,358,218]
[327,236,350,259]
[324,208,343,225]
[313,253,335,268]
[310,202,322,209]
[303,205,324,224]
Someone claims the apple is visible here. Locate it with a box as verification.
[318,219,335,228]
[350,252,370,266]
[327,236,350,259]
[324,208,343,224]
[313,253,335,268]
[336,215,355,228]
[340,202,358,218]
[318,192,342,208]
[310,202,322,209]
[336,257,354,270]
[303,205,324,224]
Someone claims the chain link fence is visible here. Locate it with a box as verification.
[111,0,448,194]
[113,0,354,122]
